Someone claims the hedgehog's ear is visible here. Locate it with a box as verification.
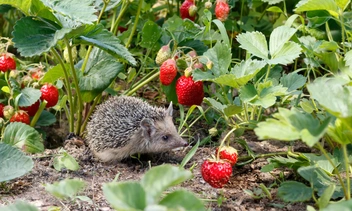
[166,101,173,117]
[141,118,156,138]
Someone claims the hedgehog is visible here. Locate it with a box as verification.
[86,96,188,162]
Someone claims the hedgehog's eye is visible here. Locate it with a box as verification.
[162,135,169,141]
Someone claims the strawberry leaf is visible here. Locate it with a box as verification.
[295,0,339,18]
[75,24,137,65]
[3,122,44,153]
[18,87,42,107]
[140,20,162,49]
[45,178,86,200]
[236,31,268,60]
[280,72,307,92]
[78,48,124,102]
[159,190,206,210]
[141,165,192,204]
[307,77,352,121]
[13,17,71,57]
[254,107,331,147]
[103,182,147,210]
[277,181,312,202]
[41,0,97,28]
[41,64,70,84]
[240,81,287,108]
[0,143,33,182]
[36,110,56,126]
[0,201,39,211]
[200,42,232,76]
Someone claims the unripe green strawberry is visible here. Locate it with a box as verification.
[201,159,232,188]
[176,76,204,106]
[188,5,198,17]
[180,0,196,21]
[10,110,30,125]
[155,45,171,66]
[216,146,238,166]
[3,105,14,119]
[40,84,59,108]
[215,0,230,22]
[205,1,212,9]
[63,46,77,63]
[0,53,16,72]
[159,59,177,86]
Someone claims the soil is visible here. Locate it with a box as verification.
[0,128,313,211]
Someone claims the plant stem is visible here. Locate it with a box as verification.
[237,151,288,162]
[126,71,160,96]
[264,64,271,82]
[64,38,84,135]
[125,0,143,48]
[51,49,74,132]
[342,144,351,200]
[316,143,348,199]
[80,94,102,133]
[30,101,47,127]
[112,0,130,35]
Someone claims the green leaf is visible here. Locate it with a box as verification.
[318,184,335,209]
[3,122,44,153]
[322,199,352,211]
[45,178,86,200]
[262,0,284,4]
[307,10,332,28]
[159,190,206,210]
[79,48,124,102]
[0,201,39,211]
[180,140,199,168]
[140,20,162,49]
[75,24,137,65]
[200,42,232,76]
[35,110,57,126]
[240,81,287,108]
[0,143,33,182]
[41,64,70,84]
[18,87,41,107]
[53,150,80,171]
[254,108,330,146]
[336,0,350,11]
[41,0,97,28]
[327,118,352,145]
[307,77,352,120]
[13,17,71,57]
[140,164,192,204]
[194,59,266,88]
[344,50,352,68]
[295,0,339,18]
[236,31,268,60]
[0,0,31,15]
[280,72,307,92]
[103,182,146,210]
[297,166,332,190]
[277,181,312,202]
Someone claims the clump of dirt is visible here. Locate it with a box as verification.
[0,129,312,211]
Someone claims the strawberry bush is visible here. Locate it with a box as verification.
[1,0,352,210]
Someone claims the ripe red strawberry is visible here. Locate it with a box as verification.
[40,84,59,108]
[180,0,196,21]
[159,59,177,86]
[10,110,30,125]
[215,0,230,22]
[0,103,4,118]
[201,159,232,188]
[0,53,16,72]
[20,100,40,117]
[175,75,204,106]
[156,45,171,66]
[216,146,238,166]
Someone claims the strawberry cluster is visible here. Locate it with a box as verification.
[179,0,231,22]
[156,44,208,106]
[201,145,238,188]
[0,54,59,125]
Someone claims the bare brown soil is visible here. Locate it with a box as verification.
[0,128,312,211]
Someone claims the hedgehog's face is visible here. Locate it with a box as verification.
[140,116,188,153]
